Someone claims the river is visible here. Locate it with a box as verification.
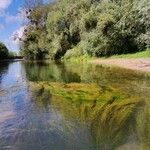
[0,61,150,150]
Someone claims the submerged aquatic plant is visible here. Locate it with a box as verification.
[91,99,145,149]
[30,81,147,149]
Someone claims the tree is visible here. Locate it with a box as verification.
[0,42,9,60]
[20,0,150,59]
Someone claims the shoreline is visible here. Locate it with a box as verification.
[91,58,150,73]
[0,59,24,63]
[1,57,150,73]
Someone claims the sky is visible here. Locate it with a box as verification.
[0,0,25,53]
[0,0,54,53]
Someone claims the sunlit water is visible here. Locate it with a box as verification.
[0,61,150,150]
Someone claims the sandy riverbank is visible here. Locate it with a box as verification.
[91,58,150,73]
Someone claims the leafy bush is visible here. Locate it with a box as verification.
[64,45,85,59]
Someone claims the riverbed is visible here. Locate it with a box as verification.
[0,61,150,150]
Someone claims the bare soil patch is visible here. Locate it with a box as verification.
[91,58,150,72]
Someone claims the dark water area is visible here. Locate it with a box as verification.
[0,61,150,150]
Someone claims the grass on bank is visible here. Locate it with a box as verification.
[63,49,150,62]
[109,49,150,59]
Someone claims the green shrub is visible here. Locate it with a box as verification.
[64,45,85,59]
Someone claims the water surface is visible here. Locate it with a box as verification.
[0,61,150,150]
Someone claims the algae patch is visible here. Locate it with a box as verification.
[30,81,127,104]
[29,81,142,121]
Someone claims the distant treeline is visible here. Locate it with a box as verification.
[0,42,21,60]
[0,42,9,60]
[20,0,150,60]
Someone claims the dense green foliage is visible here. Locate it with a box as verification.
[20,0,150,60]
[0,42,9,60]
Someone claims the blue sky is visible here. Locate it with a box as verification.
[0,0,55,53]
[0,0,24,52]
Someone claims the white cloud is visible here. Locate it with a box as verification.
[0,24,4,30]
[4,13,21,23]
[11,25,26,44]
[0,0,12,11]
[0,26,26,52]
[0,0,16,23]
[0,7,27,24]
[2,38,18,52]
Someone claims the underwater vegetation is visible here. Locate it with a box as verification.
[29,81,149,149]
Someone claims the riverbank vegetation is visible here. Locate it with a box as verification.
[20,0,150,60]
[109,48,150,58]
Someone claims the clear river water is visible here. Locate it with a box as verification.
[0,61,150,150]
